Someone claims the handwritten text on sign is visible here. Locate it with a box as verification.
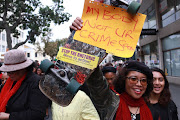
[56,47,99,69]
[74,0,146,58]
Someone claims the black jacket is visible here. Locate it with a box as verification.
[6,71,49,120]
[168,100,178,120]
[148,100,178,120]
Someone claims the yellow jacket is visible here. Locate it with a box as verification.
[52,90,100,120]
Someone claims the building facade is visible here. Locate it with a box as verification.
[139,0,180,84]
[0,29,25,62]
[0,29,50,63]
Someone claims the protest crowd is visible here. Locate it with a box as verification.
[0,47,178,120]
[0,0,179,120]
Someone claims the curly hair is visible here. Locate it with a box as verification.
[114,61,153,97]
[146,67,171,107]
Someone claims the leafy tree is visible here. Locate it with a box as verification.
[42,31,68,60]
[56,38,67,50]
[34,41,42,52]
[0,0,71,50]
[44,40,58,60]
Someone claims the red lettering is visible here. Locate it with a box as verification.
[115,28,126,38]
[86,6,92,13]
[122,16,132,23]
[84,20,95,28]
[115,28,133,39]
[117,40,125,51]
[132,18,138,31]
[103,10,112,20]
[96,25,104,30]
[99,35,110,42]
[88,32,96,41]
[109,40,117,46]
[125,30,133,39]
[83,20,111,32]
[117,40,134,51]
[103,26,111,31]
[86,6,99,20]
[80,30,87,38]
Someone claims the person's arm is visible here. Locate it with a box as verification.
[70,17,118,120]
[86,66,115,119]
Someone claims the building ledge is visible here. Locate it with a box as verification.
[167,76,180,85]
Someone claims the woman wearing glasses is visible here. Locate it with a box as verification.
[145,67,178,120]
[86,60,159,120]
[70,17,159,120]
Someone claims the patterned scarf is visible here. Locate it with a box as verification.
[0,73,27,112]
[115,92,153,120]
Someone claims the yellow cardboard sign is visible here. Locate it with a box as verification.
[74,0,146,58]
[56,47,99,69]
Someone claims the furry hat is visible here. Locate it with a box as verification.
[123,60,153,80]
[0,49,33,72]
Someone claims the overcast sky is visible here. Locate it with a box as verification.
[40,0,85,40]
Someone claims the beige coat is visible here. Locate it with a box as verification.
[52,90,100,120]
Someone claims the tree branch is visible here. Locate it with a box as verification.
[13,35,30,49]
[10,19,21,30]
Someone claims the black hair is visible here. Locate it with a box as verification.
[114,60,153,96]
[146,67,171,106]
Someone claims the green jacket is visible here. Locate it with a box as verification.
[86,67,120,120]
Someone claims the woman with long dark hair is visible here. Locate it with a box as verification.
[145,67,178,120]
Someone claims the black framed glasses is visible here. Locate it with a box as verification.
[126,76,147,86]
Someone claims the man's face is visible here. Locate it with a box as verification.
[104,72,116,87]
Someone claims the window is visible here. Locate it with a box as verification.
[148,9,156,28]
[164,51,171,75]
[162,33,180,51]
[2,45,5,52]
[142,41,159,68]
[175,0,180,20]
[171,49,180,76]
[35,52,37,57]
[43,52,46,57]
[27,53,30,57]
[143,3,157,29]
[159,0,180,27]
[13,37,16,44]
[162,33,180,77]
[2,33,5,41]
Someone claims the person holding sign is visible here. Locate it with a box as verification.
[88,60,158,120]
